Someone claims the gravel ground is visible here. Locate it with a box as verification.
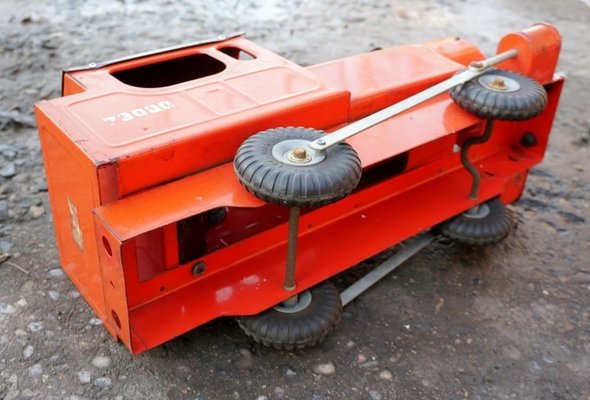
[1,0,589,399]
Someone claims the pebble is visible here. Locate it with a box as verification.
[15,328,27,337]
[0,303,16,314]
[368,390,382,400]
[48,290,60,301]
[285,367,297,378]
[313,362,336,376]
[360,360,379,369]
[28,363,43,378]
[256,396,269,400]
[0,239,12,252]
[93,377,112,388]
[0,200,7,217]
[37,181,48,192]
[48,268,65,279]
[234,348,253,369]
[29,205,45,218]
[0,144,17,159]
[274,387,285,398]
[379,370,393,381]
[28,321,43,332]
[77,370,92,384]
[356,353,367,363]
[92,355,112,368]
[16,299,27,307]
[23,345,34,359]
[89,318,103,326]
[0,162,16,178]
[502,344,522,360]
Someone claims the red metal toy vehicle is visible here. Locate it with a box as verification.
[34,24,562,353]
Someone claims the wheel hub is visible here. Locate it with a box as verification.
[463,203,491,219]
[272,139,326,166]
[478,74,520,92]
[273,290,312,313]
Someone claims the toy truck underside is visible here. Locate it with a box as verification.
[35,25,562,353]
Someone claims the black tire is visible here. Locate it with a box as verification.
[441,198,514,245]
[450,69,547,121]
[234,127,362,208]
[236,281,342,350]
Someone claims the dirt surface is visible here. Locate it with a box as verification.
[1,0,589,399]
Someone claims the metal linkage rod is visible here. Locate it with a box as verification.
[340,233,434,306]
[283,207,300,291]
[308,49,518,152]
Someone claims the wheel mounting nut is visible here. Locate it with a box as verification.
[489,77,507,90]
[292,148,307,160]
[287,147,312,164]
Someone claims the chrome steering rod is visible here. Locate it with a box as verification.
[308,49,518,152]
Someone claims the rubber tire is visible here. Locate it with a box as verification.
[441,198,514,245]
[236,281,342,351]
[450,69,547,121]
[234,127,362,208]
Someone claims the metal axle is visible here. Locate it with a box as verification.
[283,207,300,291]
[308,49,518,152]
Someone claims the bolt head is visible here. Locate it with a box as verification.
[291,147,307,160]
[489,77,507,90]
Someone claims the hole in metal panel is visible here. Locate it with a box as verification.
[218,46,256,60]
[111,53,226,88]
[102,236,113,257]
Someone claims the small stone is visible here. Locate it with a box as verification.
[368,390,382,400]
[92,355,112,368]
[28,363,43,378]
[234,348,253,369]
[69,290,81,298]
[274,387,285,398]
[77,370,92,384]
[313,362,335,376]
[0,145,17,159]
[502,345,522,360]
[89,318,103,326]
[356,353,367,363]
[93,377,112,388]
[23,345,34,359]
[48,268,64,279]
[16,299,27,307]
[0,162,16,178]
[360,360,379,369]
[37,181,48,192]
[379,370,393,381]
[29,205,45,218]
[15,328,27,336]
[28,321,43,332]
[0,239,11,252]
[285,367,297,378]
[0,303,16,314]
[48,290,60,301]
[256,396,269,400]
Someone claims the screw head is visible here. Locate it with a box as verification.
[316,138,326,146]
[520,132,537,148]
[291,148,307,160]
[489,78,507,90]
[192,261,206,276]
